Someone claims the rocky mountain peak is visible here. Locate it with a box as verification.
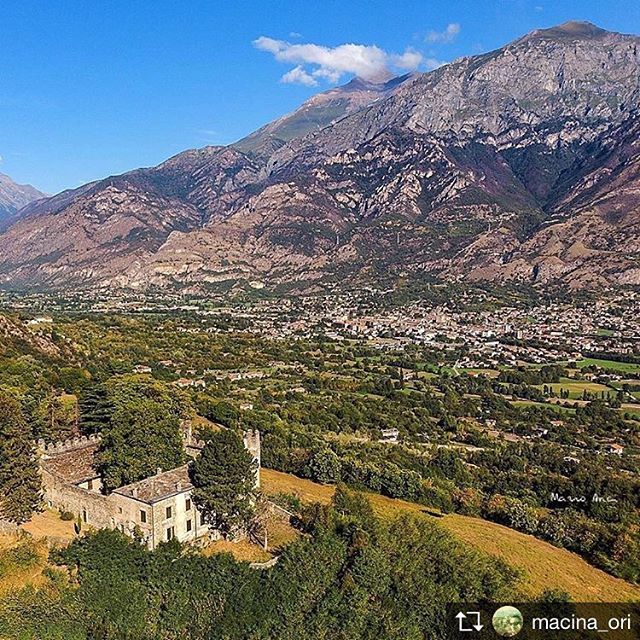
[529,21,612,40]
[232,72,416,158]
[0,172,45,222]
[348,68,396,85]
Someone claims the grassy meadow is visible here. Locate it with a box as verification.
[261,468,640,603]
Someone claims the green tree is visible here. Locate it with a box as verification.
[196,398,239,428]
[97,398,186,492]
[331,483,377,535]
[57,367,91,394]
[307,448,341,484]
[0,391,42,523]
[34,390,79,442]
[438,413,458,433]
[78,382,113,435]
[190,429,257,536]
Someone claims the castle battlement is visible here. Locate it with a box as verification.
[38,433,101,457]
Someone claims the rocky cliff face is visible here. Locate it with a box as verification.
[233,73,417,159]
[0,173,45,222]
[1,21,639,293]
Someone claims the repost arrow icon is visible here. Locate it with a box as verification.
[456,611,483,632]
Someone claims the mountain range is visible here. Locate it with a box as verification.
[0,173,45,224]
[1,21,639,294]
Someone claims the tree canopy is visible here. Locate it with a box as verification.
[96,378,187,491]
[189,429,257,536]
[0,390,41,523]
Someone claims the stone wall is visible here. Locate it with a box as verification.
[107,492,155,541]
[37,434,101,456]
[243,429,261,488]
[150,492,211,547]
[108,489,214,548]
[41,467,115,530]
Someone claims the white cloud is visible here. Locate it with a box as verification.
[390,49,423,70]
[423,58,446,71]
[281,66,318,86]
[253,36,429,85]
[426,23,461,44]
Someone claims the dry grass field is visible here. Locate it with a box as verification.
[203,539,272,563]
[0,511,77,596]
[0,537,48,596]
[21,510,76,543]
[261,468,640,602]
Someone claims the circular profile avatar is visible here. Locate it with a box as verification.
[492,606,524,637]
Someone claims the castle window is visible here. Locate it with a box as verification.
[186,519,192,532]
[87,479,93,490]
[166,506,172,519]
[140,510,147,523]
[166,526,174,541]
[82,509,87,523]
[185,498,191,511]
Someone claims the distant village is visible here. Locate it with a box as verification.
[10,287,639,373]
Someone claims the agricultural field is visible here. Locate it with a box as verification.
[621,404,640,417]
[576,358,640,374]
[536,378,613,399]
[460,368,500,378]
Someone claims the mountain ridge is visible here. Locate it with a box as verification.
[1,21,639,293]
[0,173,46,224]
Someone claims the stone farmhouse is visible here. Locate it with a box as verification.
[38,426,261,550]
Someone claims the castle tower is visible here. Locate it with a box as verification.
[243,429,261,488]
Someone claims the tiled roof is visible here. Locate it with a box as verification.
[113,465,192,504]
[41,443,100,484]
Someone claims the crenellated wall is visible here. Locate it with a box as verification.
[37,434,101,457]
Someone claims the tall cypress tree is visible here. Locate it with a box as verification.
[0,390,42,523]
[79,382,113,435]
[189,429,257,536]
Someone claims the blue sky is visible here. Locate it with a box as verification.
[1,0,639,194]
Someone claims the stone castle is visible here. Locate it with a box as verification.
[38,425,261,550]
